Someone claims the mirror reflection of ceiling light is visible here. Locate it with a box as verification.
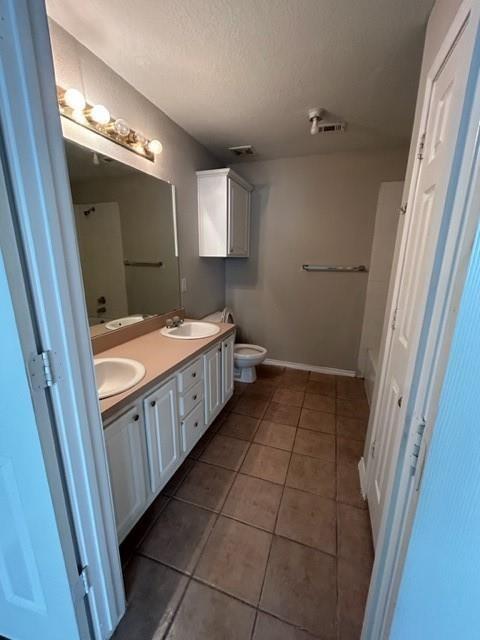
[57,86,163,162]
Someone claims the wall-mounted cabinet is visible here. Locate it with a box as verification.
[103,332,235,542]
[197,168,253,257]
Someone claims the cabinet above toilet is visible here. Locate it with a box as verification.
[197,168,253,257]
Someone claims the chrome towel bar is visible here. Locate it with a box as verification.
[302,264,368,272]
[124,260,163,267]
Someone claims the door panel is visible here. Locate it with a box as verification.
[143,378,179,495]
[367,22,471,542]
[204,344,222,425]
[228,179,250,256]
[222,335,235,402]
[0,253,81,640]
[104,406,148,542]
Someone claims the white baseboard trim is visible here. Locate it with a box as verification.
[263,358,356,378]
[358,457,367,499]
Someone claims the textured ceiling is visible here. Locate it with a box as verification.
[47,0,434,161]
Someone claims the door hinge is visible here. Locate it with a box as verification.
[417,133,426,160]
[409,420,426,476]
[28,350,56,390]
[73,565,91,602]
[399,202,407,215]
[371,439,376,459]
[391,306,399,331]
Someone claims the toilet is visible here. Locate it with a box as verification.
[202,307,267,382]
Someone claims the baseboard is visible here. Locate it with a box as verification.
[358,457,367,499]
[263,358,356,378]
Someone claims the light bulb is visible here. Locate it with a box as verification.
[134,132,147,147]
[90,104,110,125]
[63,88,86,111]
[148,139,163,155]
[310,117,319,135]
[113,118,130,138]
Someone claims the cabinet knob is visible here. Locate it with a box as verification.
[150,400,156,407]
[194,421,199,428]
[192,372,197,378]
[193,394,198,401]
[218,347,221,352]
[133,414,140,422]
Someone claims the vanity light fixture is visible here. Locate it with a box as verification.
[57,86,163,162]
[63,87,86,111]
[88,104,110,126]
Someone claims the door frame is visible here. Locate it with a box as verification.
[362,2,480,636]
[0,1,125,637]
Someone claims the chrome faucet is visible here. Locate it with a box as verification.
[166,316,183,329]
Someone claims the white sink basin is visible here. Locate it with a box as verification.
[105,315,144,330]
[94,357,146,399]
[160,321,220,340]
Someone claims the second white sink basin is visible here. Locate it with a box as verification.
[160,321,220,340]
[94,357,146,399]
[105,315,144,330]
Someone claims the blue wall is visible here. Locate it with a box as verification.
[390,220,480,638]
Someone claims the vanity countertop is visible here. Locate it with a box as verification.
[98,322,235,420]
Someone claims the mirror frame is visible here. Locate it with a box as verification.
[62,116,183,347]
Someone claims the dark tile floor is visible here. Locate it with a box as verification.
[115,365,374,640]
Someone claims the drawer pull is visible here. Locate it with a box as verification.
[133,414,140,422]
[150,400,156,407]
[194,421,199,428]
[193,394,198,401]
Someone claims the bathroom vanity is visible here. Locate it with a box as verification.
[99,325,235,542]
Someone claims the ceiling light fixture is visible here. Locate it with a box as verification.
[308,107,347,135]
[57,86,163,162]
[309,108,324,135]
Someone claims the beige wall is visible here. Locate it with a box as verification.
[226,150,408,371]
[48,19,224,318]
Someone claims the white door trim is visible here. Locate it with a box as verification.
[0,1,125,637]
[362,1,480,636]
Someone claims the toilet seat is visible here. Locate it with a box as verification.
[234,344,267,359]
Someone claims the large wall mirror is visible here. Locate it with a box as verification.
[64,139,181,337]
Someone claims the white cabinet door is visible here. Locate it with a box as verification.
[143,378,180,495]
[204,343,222,425]
[222,334,235,402]
[228,178,250,257]
[104,405,148,542]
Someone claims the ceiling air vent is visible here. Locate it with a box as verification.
[228,145,256,157]
[317,122,346,134]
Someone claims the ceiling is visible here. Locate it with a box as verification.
[47,0,434,162]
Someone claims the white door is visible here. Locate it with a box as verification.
[367,19,473,542]
[104,405,148,542]
[228,178,250,256]
[0,250,85,640]
[204,344,222,424]
[73,202,128,321]
[143,378,180,494]
[222,334,235,402]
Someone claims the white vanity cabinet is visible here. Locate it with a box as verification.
[222,334,235,402]
[204,342,223,425]
[104,405,148,543]
[103,331,235,541]
[143,378,179,495]
[197,168,253,257]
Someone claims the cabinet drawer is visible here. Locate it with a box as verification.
[180,402,205,453]
[179,379,203,418]
[178,357,203,393]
